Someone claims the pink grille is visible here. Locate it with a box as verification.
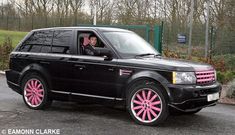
[196,70,215,85]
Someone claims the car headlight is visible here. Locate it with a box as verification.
[172,72,196,84]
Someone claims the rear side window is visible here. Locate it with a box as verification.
[18,30,53,53]
[51,30,73,54]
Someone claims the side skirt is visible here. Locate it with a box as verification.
[50,90,124,101]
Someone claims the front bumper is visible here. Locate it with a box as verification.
[167,82,222,112]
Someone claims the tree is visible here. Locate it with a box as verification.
[70,0,84,25]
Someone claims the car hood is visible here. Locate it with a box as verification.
[119,57,214,71]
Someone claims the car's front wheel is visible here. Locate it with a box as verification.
[22,73,52,110]
[127,82,169,126]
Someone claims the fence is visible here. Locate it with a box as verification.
[213,27,235,55]
[1,15,234,57]
[162,22,235,58]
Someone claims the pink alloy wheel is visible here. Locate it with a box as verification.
[24,79,44,107]
[131,88,162,123]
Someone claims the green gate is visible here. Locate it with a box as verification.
[78,24,163,54]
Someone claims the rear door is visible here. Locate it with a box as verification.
[15,29,74,92]
[15,30,54,75]
[48,30,75,92]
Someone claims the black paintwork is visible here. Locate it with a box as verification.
[5,27,221,111]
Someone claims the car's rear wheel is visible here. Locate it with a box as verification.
[22,73,52,110]
[127,82,169,126]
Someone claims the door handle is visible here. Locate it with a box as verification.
[108,68,114,71]
[40,61,50,65]
[74,64,86,70]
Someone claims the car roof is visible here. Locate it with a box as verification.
[32,27,131,32]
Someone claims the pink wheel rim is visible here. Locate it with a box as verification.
[24,79,44,107]
[131,88,162,123]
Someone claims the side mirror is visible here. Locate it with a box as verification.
[95,48,113,60]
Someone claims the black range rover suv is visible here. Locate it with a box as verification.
[6,27,221,126]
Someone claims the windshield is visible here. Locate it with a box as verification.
[103,31,159,58]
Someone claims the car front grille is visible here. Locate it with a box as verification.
[196,70,215,85]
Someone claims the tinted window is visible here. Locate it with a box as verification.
[25,31,53,45]
[18,44,31,52]
[18,30,53,52]
[40,45,51,53]
[51,30,72,54]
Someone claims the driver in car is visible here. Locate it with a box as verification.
[84,34,99,56]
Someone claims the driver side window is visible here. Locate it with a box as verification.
[77,32,106,56]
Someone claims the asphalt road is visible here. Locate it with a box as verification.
[0,74,235,135]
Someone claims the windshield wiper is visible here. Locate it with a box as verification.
[135,53,160,58]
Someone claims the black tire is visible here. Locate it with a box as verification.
[21,73,52,110]
[126,81,169,126]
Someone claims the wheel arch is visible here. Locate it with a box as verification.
[122,70,172,102]
[19,63,52,92]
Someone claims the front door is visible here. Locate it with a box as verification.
[71,56,119,97]
[70,31,120,98]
